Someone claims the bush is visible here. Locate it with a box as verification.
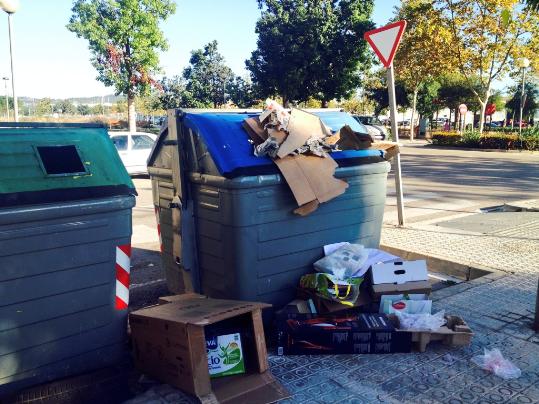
[430,131,539,151]
[461,130,481,147]
[479,133,518,149]
[431,131,461,146]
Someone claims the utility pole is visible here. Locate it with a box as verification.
[2,77,9,120]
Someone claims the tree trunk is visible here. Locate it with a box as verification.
[478,88,491,135]
[409,89,418,141]
[321,100,329,108]
[128,95,136,133]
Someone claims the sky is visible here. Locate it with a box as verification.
[0,0,400,99]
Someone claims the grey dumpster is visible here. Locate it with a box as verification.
[0,123,136,396]
[148,110,390,309]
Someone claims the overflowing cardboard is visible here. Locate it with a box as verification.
[371,142,400,160]
[371,260,432,299]
[129,295,289,404]
[335,125,373,150]
[242,118,267,145]
[276,312,412,355]
[389,314,474,352]
[274,154,348,212]
[277,109,329,158]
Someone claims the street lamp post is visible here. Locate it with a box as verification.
[517,57,530,147]
[2,77,9,120]
[1,0,20,122]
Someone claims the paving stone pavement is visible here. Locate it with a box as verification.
[125,212,539,404]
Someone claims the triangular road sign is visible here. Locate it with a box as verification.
[364,21,407,68]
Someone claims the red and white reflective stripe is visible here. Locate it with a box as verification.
[154,206,163,253]
[115,244,132,310]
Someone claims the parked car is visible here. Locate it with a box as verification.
[109,131,157,175]
[352,115,388,141]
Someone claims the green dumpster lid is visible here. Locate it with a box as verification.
[0,124,136,208]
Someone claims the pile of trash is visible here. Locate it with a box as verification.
[276,242,476,355]
[242,100,380,215]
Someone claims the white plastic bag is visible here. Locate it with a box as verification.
[395,310,446,331]
[314,244,368,280]
[471,349,521,379]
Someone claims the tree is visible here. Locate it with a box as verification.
[505,82,539,122]
[90,104,104,115]
[183,41,234,108]
[67,0,176,132]
[415,79,442,119]
[247,0,374,106]
[434,0,539,133]
[364,69,410,115]
[394,0,453,140]
[36,98,53,116]
[226,76,258,108]
[77,104,91,115]
[112,100,127,114]
[54,100,77,115]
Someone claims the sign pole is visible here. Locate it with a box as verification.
[387,64,405,226]
[364,20,407,227]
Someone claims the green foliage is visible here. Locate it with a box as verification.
[430,130,539,150]
[226,76,259,108]
[526,0,539,11]
[431,132,462,145]
[461,130,481,147]
[247,0,374,105]
[364,70,410,115]
[54,100,77,115]
[504,82,539,120]
[416,79,441,117]
[183,41,234,108]
[68,0,175,98]
[90,104,104,115]
[36,98,53,116]
[77,104,91,115]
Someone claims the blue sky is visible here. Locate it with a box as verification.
[0,0,399,99]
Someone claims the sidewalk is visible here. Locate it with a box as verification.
[127,204,539,404]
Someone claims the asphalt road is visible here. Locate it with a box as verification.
[128,145,539,307]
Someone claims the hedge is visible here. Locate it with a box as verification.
[431,131,539,151]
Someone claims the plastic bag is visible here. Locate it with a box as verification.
[395,310,446,331]
[471,349,521,379]
[299,273,363,307]
[314,244,368,280]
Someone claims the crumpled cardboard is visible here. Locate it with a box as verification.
[335,125,373,150]
[277,109,330,158]
[274,154,348,214]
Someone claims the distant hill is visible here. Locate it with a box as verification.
[18,95,126,105]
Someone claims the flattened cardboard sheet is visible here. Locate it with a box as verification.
[274,154,348,207]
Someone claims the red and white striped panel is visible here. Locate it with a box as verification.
[154,206,163,253]
[115,244,132,310]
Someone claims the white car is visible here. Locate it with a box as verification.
[109,131,157,175]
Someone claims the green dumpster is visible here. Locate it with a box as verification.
[0,123,136,396]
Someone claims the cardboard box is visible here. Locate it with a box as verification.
[276,312,411,355]
[130,296,289,403]
[371,261,432,299]
[389,314,474,352]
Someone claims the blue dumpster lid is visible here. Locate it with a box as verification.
[178,110,384,178]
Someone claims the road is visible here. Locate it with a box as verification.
[128,145,539,307]
[384,143,539,224]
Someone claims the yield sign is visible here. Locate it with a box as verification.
[364,21,407,68]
